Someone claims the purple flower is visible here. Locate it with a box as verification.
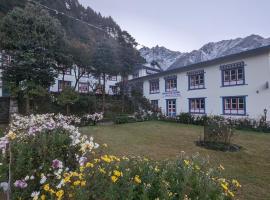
[14,180,28,189]
[52,159,63,169]
[79,156,87,166]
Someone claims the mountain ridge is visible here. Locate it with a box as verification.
[139,34,270,71]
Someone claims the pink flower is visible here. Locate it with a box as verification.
[52,159,63,169]
[14,180,28,189]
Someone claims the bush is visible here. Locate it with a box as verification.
[15,153,241,200]
[114,115,137,124]
[161,113,270,133]
[0,114,99,199]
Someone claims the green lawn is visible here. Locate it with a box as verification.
[81,121,270,200]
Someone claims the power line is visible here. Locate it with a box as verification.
[27,0,148,49]
[27,0,107,32]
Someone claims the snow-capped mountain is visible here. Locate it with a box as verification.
[139,46,182,71]
[139,35,270,71]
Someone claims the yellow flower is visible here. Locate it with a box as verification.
[7,131,16,140]
[219,164,225,170]
[99,167,106,174]
[122,156,129,161]
[41,195,46,200]
[134,175,142,184]
[113,170,122,177]
[64,176,71,183]
[103,143,108,148]
[221,183,228,191]
[49,189,55,194]
[86,162,94,168]
[56,190,64,199]
[154,166,160,172]
[81,181,86,187]
[101,155,112,163]
[80,166,85,172]
[43,184,50,191]
[194,165,200,171]
[111,175,118,183]
[184,159,190,166]
[73,180,81,186]
[227,190,235,197]
[232,179,241,188]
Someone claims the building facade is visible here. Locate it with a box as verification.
[130,46,270,120]
[49,67,122,95]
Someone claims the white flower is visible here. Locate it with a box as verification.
[31,191,40,200]
[40,174,47,184]
[24,175,30,181]
[56,180,65,189]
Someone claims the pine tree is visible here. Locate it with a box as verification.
[0,4,69,114]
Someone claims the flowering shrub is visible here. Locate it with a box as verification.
[80,112,104,126]
[9,153,240,200]
[0,114,99,199]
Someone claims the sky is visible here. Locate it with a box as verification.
[79,0,270,52]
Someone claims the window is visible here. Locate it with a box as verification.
[188,71,205,90]
[149,79,159,94]
[165,76,177,92]
[110,85,118,94]
[221,61,245,86]
[189,98,205,114]
[78,82,89,93]
[133,71,139,79]
[108,76,117,81]
[223,96,246,115]
[151,100,159,111]
[166,99,176,117]
[58,66,71,75]
[58,80,71,92]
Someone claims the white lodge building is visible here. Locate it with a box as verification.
[130,46,270,119]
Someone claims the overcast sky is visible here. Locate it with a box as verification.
[79,0,270,52]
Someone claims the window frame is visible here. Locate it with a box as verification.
[78,82,89,93]
[166,99,177,117]
[222,96,247,116]
[220,62,246,87]
[108,76,117,81]
[188,71,205,90]
[149,79,160,94]
[109,85,118,94]
[165,76,177,92]
[189,98,206,114]
[58,80,72,92]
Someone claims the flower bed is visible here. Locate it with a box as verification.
[0,114,240,199]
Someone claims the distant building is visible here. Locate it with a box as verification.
[129,45,270,119]
[0,53,160,97]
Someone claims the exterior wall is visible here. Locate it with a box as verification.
[143,53,270,119]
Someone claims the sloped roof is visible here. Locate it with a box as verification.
[130,45,270,82]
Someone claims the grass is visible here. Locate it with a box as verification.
[81,121,270,200]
